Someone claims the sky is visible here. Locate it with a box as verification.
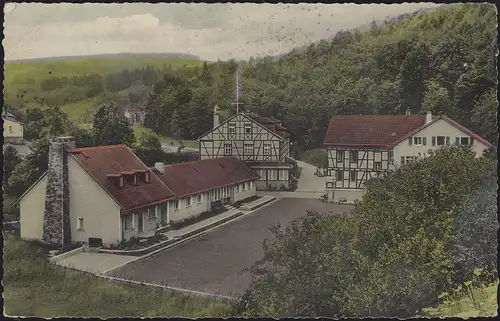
[4,2,442,61]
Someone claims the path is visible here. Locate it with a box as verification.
[294,160,326,193]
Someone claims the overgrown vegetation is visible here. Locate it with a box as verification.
[3,235,233,317]
[237,147,497,317]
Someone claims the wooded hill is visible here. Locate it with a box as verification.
[5,4,497,152]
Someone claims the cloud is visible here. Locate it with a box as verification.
[3,3,442,61]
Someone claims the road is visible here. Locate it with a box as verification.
[161,143,198,154]
[106,199,353,297]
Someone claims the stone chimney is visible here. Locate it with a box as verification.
[213,105,221,129]
[426,110,433,124]
[42,136,75,247]
[154,162,165,174]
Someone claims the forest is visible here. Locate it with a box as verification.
[5,3,497,154]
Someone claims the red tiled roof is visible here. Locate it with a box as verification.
[70,145,175,212]
[442,116,492,148]
[156,157,259,198]
[323,115,427,147]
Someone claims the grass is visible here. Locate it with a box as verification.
[3,234,235,317]
[422,282,498,318]
[133,124,199,149]
[4,56,203,88]
[299,148,328,167]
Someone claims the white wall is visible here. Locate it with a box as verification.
[68,157,122,246]
[393,119,490,168]
[3,118,23,138]
[234,180,257,202]
[169,192,210,222]
[20,175,48,241]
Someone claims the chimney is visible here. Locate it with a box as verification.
[213,105,221,129]
[155,162,165,174]
[426,110,433,124]
[42,136,76,248]
[405,108,411,116]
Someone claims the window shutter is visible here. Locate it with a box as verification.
[423,137,427,146]
[401,156,405,165]
[455,137,460,145]
[432,136,436,146]
[446,136,450,145]
[408,137,412,146]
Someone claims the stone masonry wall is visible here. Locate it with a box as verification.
[42,137,75,247]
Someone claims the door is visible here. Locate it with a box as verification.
[138,212,144,233]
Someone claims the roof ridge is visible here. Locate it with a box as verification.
[70,144,126,153]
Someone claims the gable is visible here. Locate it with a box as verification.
[198,113,284,142]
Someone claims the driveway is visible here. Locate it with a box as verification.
[295,160,326,193]
[55,252,138,274]
[106,199,353,297]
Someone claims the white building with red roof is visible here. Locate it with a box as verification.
[323,111,493,203]
[124,108,146,125]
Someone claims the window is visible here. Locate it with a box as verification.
[244,143,254,155]
[349,171,357,181]
[8,126,13,133]
[197,194,202,203]
[411,136,425,146]
[77,217,84,231]
[268,169,277,180]
[124,215,133,230]
[229,123,236,133]
[433,136,449,146]
[172,200,179,211]
[263,143,271,155]
[148,207,156,219]
[350,151,358,163]
[388,150,394,163]
[337,150,345,163]
[224,144,232,156]
[186,197,192,207]
[456,137,471,146]
[336,171,344,181]
[374,162,382,170]
[244,123,252,134]
[402,156,417,165]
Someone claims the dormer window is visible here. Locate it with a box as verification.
[106,173,124,188]
[229,123,236,134]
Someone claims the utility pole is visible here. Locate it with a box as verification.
[231,68,242,114]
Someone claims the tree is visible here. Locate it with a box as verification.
[3,146,21,188]
[7,138,50,198]
[138,130,162,152]
[92,104,135,147]
[471,87,497,143]
[421,78,452,114]
[43,104,70,137]
[68,124,95,148]
[449,174,498,283]
[23,107,46,141]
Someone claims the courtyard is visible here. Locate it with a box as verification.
[106,198,353,297]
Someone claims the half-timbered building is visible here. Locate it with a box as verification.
[323,111,492,203]
[198,106,293,190]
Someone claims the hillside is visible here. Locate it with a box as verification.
[4,54,203,123]
[238,3,497,150]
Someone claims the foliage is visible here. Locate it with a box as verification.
[241,147,494,318]
[92,104,136,147]
[3,146,22,188]
[23,107,46,141]
[299,149,328,168]
[7,138,50,198]
[68,124,96,148]
[138,129,163,152]
[43,104,71,138]
[449,174,498,283]
[3,235,233,317]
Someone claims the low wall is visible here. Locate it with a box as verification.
[49,244,85,263]
[330,189,364,204]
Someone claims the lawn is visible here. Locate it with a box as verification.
[299,148,328,167]
[133,124,199,149]
[3,235,234,317]
[4,55,203,88]
[422,282,498,318]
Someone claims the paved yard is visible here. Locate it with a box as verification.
[55,252,138,274]
[106,199,353,297]
[295,160,326,193]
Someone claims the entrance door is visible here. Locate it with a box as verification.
[138,212,144,233]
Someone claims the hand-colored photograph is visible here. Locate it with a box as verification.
[2,2,498,318]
